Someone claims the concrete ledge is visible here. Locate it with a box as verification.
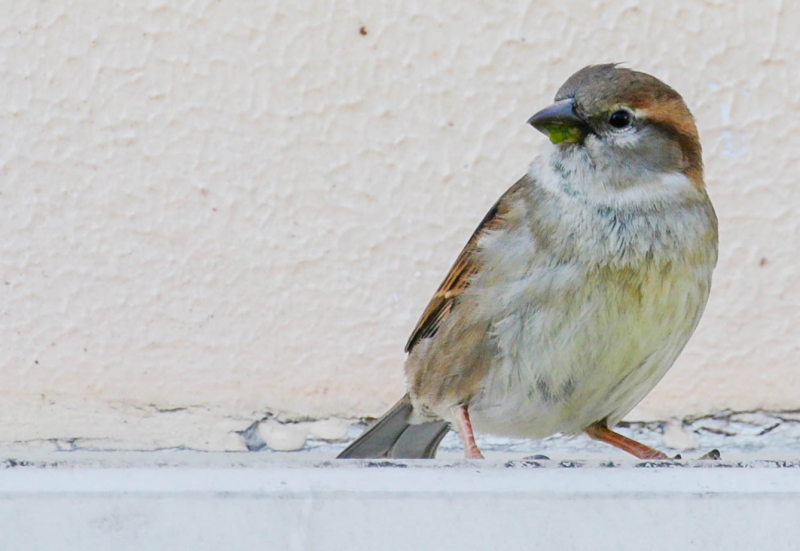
[1,454,799,550]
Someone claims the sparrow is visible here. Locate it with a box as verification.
[338,64,718,460]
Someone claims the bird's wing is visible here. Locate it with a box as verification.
[404,176,527,353]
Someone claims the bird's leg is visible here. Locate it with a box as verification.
[452,404,484,459]
[585,421,671,460]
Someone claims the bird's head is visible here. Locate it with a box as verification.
[528,64,703,190]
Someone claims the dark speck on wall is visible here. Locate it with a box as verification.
[359,26,368,36]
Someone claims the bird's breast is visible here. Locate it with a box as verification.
[468,251,714,439]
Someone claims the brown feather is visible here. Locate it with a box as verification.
[638,100,704,189]
[404,178,524,353]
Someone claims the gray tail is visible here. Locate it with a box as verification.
[337,394,450,459]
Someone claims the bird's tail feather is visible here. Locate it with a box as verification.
[337,394,450,459]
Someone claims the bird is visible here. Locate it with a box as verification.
[338,64,718,461]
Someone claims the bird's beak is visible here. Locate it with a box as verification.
[527,98,588,144]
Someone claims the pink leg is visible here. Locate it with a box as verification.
[452,405,484,459]
[585,421,669,459]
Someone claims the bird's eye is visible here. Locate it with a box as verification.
[608,110,632,129]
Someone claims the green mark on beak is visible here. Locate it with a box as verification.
[527,98,588,144]
[541,124,585,144]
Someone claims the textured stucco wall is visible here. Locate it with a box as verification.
[1,1,798,450]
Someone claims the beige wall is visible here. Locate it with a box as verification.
[1,1,798,450]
